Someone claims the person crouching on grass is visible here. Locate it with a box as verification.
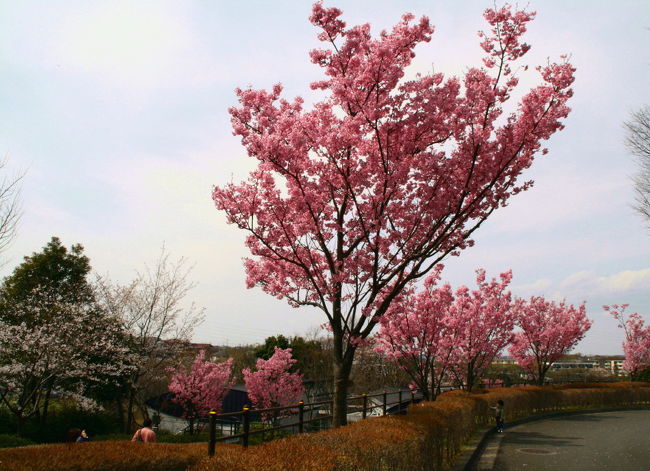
[132,418,157,443]
[490,400,505,433]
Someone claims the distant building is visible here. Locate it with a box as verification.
[492,356,517,365]
[601,359,626,376]
[550,362,596,370]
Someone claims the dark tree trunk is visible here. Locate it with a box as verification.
[466,365,475,392]
[331,356,353,427]
[537,362,546,386]
[41,385,53,425]
[115,398,125,433]
[126,387,136,433]
[430,384,438,401]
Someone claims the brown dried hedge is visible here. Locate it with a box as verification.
[3,383,649,471]
[191,382,650,471]
[0,441,205,471]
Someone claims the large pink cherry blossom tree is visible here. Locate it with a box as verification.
[242,347,304,423]
[168,350,234,434]
[444,270,515,391]
[213,3,575,425]
[510,297,591,385]
[604,304,650,380]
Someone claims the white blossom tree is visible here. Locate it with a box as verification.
[0,291,134,434]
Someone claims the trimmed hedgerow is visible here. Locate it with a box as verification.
[0,441,205,471]
[190,382,650,471]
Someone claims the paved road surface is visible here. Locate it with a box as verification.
[476,410,650,471]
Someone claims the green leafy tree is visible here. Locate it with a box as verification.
[0,237,93,326]
[255,335,292,360]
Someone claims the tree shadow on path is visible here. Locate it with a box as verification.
[548,414,623,423]
[502,431,582,448]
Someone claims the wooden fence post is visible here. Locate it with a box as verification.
[398,389,403,414]
[382,391,387,416]
[242,407,250,448]
[298,401,304,434]
[208,410,217,457]
[362,394,368,420]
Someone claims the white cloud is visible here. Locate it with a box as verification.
[513,268,650,301]
[511,278,553,296]
[598,269,650,293]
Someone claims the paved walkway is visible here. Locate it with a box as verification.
[475,410,650,471]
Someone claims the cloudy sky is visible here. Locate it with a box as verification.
[0,0,648,354]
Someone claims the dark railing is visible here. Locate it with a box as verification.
[206,389,419,457]
[202,375,623,457]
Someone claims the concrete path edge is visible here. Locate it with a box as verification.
[450,404,650,471]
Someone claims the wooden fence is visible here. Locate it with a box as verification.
[206,389,419,456]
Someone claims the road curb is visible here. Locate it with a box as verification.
[452,405,650,471]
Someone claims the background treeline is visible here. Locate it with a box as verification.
[0,237,641,447]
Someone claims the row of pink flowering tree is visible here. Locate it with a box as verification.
[604,304,650,380]
[509,296,591,384]
[167,347,304,432]
[213,2,575,426]
[375,269,592,398]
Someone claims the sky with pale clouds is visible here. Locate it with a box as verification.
[0,0,648,354]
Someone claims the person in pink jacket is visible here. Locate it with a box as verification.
[132,418,157,443]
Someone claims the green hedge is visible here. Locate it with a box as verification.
[0,403,120,443]
[0,434,35,448]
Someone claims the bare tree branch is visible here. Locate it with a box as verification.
[624,105,650,225]
[0,159,24,258]
[95,246,205,431]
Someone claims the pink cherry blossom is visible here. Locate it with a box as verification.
[376,268,515,395]
[168,350,234,432]
[604,304,650,379]
[510,297,591,385]
[375,266,452,400]
[444,269,516,391]
[213,2,574,425]
[242,347,304,423]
